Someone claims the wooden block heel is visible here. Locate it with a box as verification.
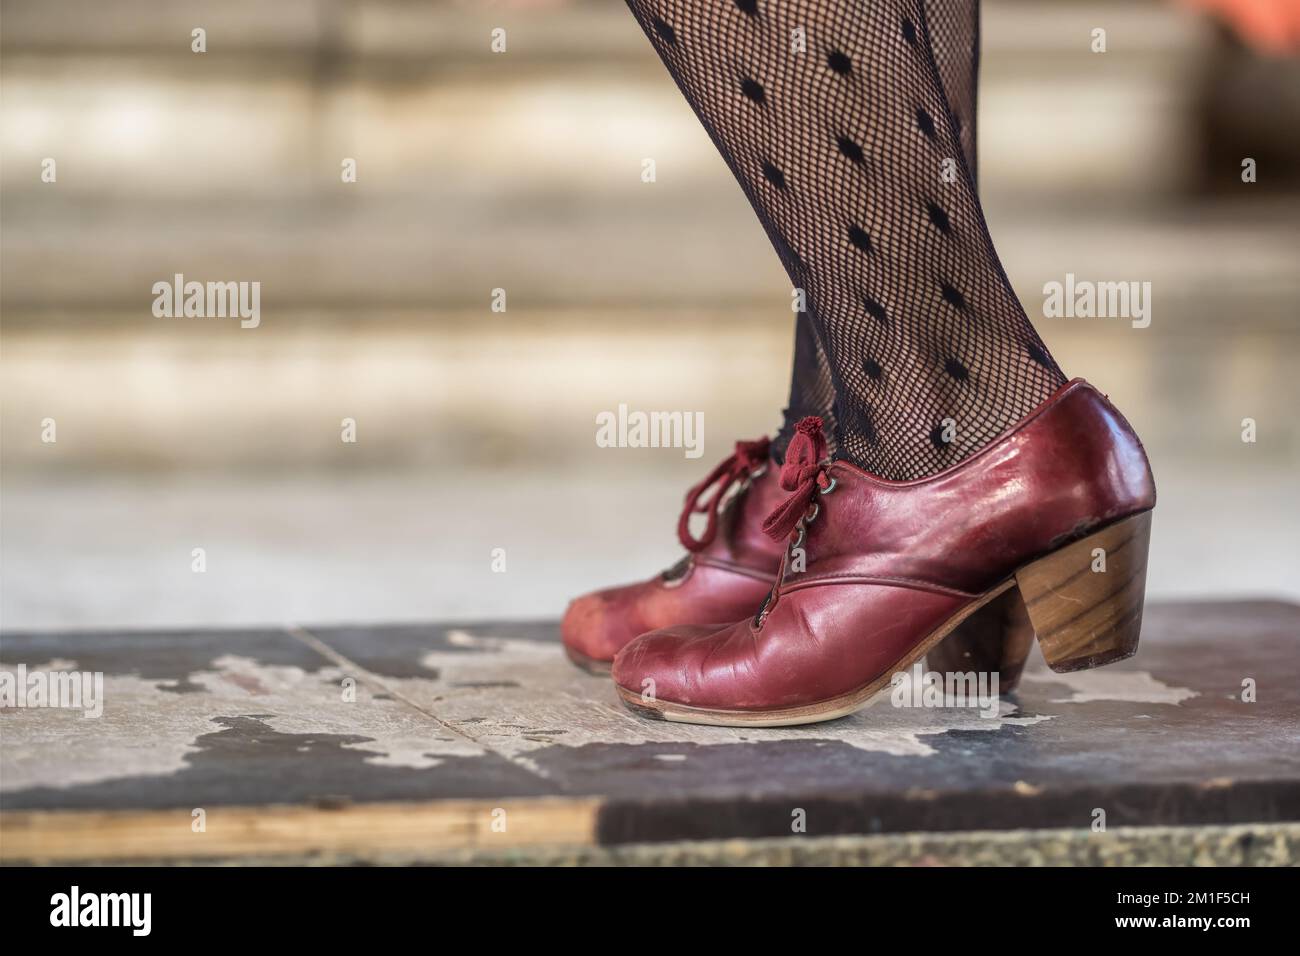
[929,511,1153,686]
[1015,510,1153,672]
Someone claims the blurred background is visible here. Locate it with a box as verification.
[2,0,1298,631]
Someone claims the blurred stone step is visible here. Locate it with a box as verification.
[0,0,1205,60]
[3,306,1296,473]
[3,195,1296,311]
[1,2,1217,206]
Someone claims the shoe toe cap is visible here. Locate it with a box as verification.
[561,587,646,665]
[611,623,721,700]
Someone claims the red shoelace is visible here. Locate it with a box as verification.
[677,437,771,552]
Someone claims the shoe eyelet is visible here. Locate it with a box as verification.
[660,555,693,588]
[804,501,820,524]
[818,476,837,496]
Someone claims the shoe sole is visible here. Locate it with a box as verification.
[617,510,1151,727]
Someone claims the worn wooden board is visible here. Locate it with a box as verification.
[2,601,1298,862]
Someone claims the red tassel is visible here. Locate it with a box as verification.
[761,417,828,541]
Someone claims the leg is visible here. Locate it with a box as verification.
[773,0,981,463]
[626,0,1064,479]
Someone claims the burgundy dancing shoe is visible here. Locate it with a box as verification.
[612,380,1156,726]
[562,438,787,673]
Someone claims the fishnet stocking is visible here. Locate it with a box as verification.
[627,0,1066,478]
[774,0,980,462]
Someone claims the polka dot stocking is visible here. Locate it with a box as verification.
[626,0,1067,479]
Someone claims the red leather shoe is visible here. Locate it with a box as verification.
[612,380,1157,726]
[562,438,787,673]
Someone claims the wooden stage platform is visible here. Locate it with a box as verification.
[2,601,1298,865]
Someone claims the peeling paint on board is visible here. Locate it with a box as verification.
[1021,669,1197,705]
[0,655,480,793]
